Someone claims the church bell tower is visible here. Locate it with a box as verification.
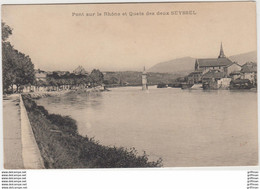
[218,42,226,58]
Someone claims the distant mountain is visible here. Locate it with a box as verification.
[148,57,195,73]
[148,51,257,73]
[229,51,257,66]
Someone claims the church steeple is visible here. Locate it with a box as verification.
[218,42,226,58]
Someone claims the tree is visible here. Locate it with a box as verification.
[2,21,35,93]
[2,21,12,41]
[46,75,58,87]
[13,51,35,91]
[90,69,104,86]
[2,42,16,92]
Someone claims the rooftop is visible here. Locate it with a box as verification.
[73,66,87,75]
[196,57,233,68]
[188,71,202,77]
[241,62,257,73]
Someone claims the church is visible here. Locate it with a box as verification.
[195,43,241,76]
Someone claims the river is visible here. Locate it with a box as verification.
[36,86,258,167]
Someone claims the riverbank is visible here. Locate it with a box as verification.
[27,87,108,99]
[27,91,68,99]
[22,94,162,168]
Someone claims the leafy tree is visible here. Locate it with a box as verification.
[2,42,16,92]
[2,21,12,41]
[46,75,58,87]
[2,21,35,93]
[90,69,104,86]
[46,72,91,88]
[13,51,35,91]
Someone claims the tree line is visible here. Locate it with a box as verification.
[2,21,35,94]
[2,21,104,93]
[43,69,104,88]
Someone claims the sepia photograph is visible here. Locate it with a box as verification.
[1,2,258,169]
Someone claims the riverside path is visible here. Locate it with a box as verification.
[3,94,24,169]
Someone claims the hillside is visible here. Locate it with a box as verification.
[148,57,195,74]
[103,71,182,86]
[148,51,257,73]
[229,51,257,66]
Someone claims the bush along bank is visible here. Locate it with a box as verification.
[22,94,162,168]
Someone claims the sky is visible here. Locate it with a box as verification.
[1,2,257,72]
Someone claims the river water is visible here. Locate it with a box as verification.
[36,86,258,167]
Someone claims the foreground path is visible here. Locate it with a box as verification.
[3,94,24,169]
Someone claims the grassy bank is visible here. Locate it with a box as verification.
[22,94,162,168]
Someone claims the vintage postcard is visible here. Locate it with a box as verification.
[2,2,258,169]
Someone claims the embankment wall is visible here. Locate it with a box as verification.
[20,95,45,169]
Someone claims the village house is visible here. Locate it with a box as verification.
[240,62,257,85]
[187,71,202,84]
[223,62,242,76]
[35,69,47,82]
[201,70,226,89]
